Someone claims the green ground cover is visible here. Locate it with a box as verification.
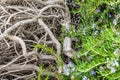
[37,0,120,80]
[67,0,120,80]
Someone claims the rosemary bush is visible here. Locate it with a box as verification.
[66,0,120,80]
[36,0,120,80]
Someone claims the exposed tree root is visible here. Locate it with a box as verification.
[0,0,72,79]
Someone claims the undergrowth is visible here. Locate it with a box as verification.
[36,0,120,80]
[67,0,120,80]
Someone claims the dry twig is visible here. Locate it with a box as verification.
[0,0,71,79]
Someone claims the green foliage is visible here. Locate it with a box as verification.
[37,66,43,80]
[36,0,120,79]
[34,43,55,54]
[65,0,120,80]
[34,44,63,80]
[37,66,52,80]
[34,43,63,66]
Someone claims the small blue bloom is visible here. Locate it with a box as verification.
[91,70,97,76]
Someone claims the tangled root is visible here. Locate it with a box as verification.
[0,0,71,79]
